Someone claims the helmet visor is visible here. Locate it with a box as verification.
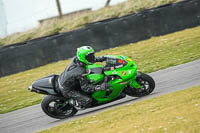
[86,52,95,63]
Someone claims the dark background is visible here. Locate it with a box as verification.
[0,0,200,77]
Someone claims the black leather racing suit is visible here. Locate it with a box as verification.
[58,56,107,107]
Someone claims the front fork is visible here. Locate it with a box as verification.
[129,71,141,89]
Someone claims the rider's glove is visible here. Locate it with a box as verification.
[95,83,110,91]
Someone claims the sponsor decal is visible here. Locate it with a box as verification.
[112,70,117,74]
[121,71,127,76]
[120,82,127,85]
[111,67,115,70]
[120,56,126,59]
[126,58,133,62]
[115,65,123,68]
[128,70,132,74]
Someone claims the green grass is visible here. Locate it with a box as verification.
[0,0,181,46]
[0,26,200,114]
[38,85,200,133]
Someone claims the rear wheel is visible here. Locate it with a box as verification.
[41,95,78,119]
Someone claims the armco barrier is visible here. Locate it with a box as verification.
[0,0,200,77]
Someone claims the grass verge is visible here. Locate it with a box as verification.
[0,26,200,114]
[0,0,181,46]
[38,85,200,133]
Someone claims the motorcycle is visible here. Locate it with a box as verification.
[28,55,155,119]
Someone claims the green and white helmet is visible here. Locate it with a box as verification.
[77,46,95,65]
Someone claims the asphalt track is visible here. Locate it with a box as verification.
[0,59,200,133]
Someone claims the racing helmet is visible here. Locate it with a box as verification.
[77,46,95,65]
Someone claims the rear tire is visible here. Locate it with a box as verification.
[41,95,78,119]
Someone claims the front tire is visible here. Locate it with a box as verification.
[41,95,78,119]
[124,72,155,97]
[135,72,155,96]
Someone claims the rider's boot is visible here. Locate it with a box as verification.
[68,99,86,110]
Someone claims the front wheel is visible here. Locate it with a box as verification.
[41,95,78,119]
[124,72,155,97]
[136,72,155,96]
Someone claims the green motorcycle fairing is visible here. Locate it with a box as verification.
[86,55,141,103]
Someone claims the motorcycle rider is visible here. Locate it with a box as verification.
[58,46,110,109]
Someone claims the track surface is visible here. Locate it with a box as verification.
[0,59,200,133]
